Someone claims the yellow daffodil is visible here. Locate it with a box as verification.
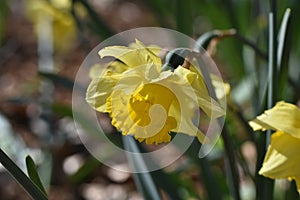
[86,40,225,145]
[24,0,80,52]
[249,101,300,193]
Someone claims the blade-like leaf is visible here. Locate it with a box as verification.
[0,149,48,200]
[25,155,47,196]
[277,8,291,97]
[277,8,291,68]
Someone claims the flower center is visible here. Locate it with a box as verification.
[128,83,175,127]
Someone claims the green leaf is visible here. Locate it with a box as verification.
[0,148,48,200]
[277,8,291,97]
[25,155,48,196]
[277,8,291,68]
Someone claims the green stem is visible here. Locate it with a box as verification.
[122,137,162,200]
[0,148,48,200]
[256,1,278,199]
[194,53,241,200]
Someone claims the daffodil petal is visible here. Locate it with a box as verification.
[89,64,105,79]
[249,101,300,139]
[86,74,121,112]
[130,39,162,57]
[98,41,161,68]
[174,67,225,118]
[259,131,300,194]
[211,74,230,100]
[189,65,227,117]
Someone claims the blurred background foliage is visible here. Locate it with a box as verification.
[0,0,299,199]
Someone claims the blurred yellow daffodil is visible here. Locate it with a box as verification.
[24,0,80,52]
[249,101,300,193]
[86,40,225,145]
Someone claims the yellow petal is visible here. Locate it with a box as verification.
[174,67,225,118]
[189,65,227,117]
[130,39,162,57]
[259,131,300,194]
[189,64,209,96]
[87,61,129,111]
[86,74,121,112]
[89,64,105,79]
[98,41,161,68]
[210,74,230,100]
[249,101,300,139]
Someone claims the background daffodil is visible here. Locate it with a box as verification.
[86,40,225,145]
[249,101,300,193]
[25,0,78,52]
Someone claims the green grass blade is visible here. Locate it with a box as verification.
[0,148,48,200]
[25,155,48,196]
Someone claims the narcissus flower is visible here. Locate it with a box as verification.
[249,101,300,193]
[86,40,225,145]
[25,0,81,52]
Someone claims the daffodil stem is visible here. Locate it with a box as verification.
[122,136,162,200]
[256,1,278,199]
[195,54,241,200]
